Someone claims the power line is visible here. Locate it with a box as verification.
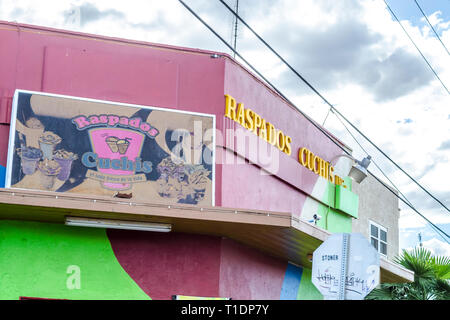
[331,109,450,243]
[177,0,450,239]
[383,0,450,95]
[413,0,450,56]
[217,0,450,213]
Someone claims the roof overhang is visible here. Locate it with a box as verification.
[0,188,413,283]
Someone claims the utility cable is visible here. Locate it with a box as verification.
[332,109,450,243]
[413,0,450,56]
[322,105,332,126]
[383,0,450,94]
[177,0,450,239]
[218,0,450,213]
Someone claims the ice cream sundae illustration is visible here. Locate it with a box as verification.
[38,159,61,189]
[38,131,61,160]
[15,125,78,187]
[53,149,78,181]
[156,157,210,203]
[23,117,45,148]
[17,146,42,175]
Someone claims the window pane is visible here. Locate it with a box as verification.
[371,224,378,237]
[380,230,387,242]
[380,242,387,255]
[371,237,378,250]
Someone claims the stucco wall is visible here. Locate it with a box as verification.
[351,173,400,260]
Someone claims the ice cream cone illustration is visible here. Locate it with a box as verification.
[116,138,131,155]
[105,136,119,153]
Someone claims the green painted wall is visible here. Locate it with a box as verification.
[316,178,355,233]
[297,268,322,300]
[0,220,150,300]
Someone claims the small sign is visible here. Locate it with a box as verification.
[312,233,380,300]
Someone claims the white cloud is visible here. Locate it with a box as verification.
[418,238,450,257]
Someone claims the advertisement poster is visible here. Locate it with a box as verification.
[6,90,215,206]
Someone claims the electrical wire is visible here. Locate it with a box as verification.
[383,0,450,94]
[331,109,450,243]
[413,0,450,56]
[217,0,450,213]
[177,0,450,239]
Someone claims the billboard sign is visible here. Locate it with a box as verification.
[6,90,215,206]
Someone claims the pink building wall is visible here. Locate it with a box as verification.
[0,21,345,299]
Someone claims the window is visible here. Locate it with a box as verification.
[369,221,387,256]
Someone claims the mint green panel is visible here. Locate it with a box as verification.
[326,208,352,233]
[343,176,353,192]
[315,180,353,233]
[316,207,352,233]
[335,185,359,218]
[321,181,336,208]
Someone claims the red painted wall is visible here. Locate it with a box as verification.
[107,230,287,300]
[219,238,286,299]
[107,230,222,300]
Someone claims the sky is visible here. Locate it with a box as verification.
[0,0,449,257]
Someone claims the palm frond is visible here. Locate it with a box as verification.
[431,255,450,280]
[376,247,450,300]
[395,247,435,281]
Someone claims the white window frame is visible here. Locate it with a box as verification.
[369,220,388,257]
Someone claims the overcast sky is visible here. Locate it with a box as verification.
[1,0,449,256]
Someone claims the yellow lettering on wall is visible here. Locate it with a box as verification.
[329,166,335,184]
[318,159,325,178]
[235,103,245,127]
[284,136,292,156]
[245,108,254,130]
[276,130,285,151]
[297,147,344,185]
[259,118,268,141]
[224,94,293,156]
[307,150,314,171]
[266,122,276,145]
[252,112,262,135]
[313,155,320,174]
[299,147,308,166]
[335,175,344,186]
[225,94,237,120]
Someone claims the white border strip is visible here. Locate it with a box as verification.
[5,90,19,189]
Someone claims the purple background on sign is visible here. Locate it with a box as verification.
[89,128,145,189]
